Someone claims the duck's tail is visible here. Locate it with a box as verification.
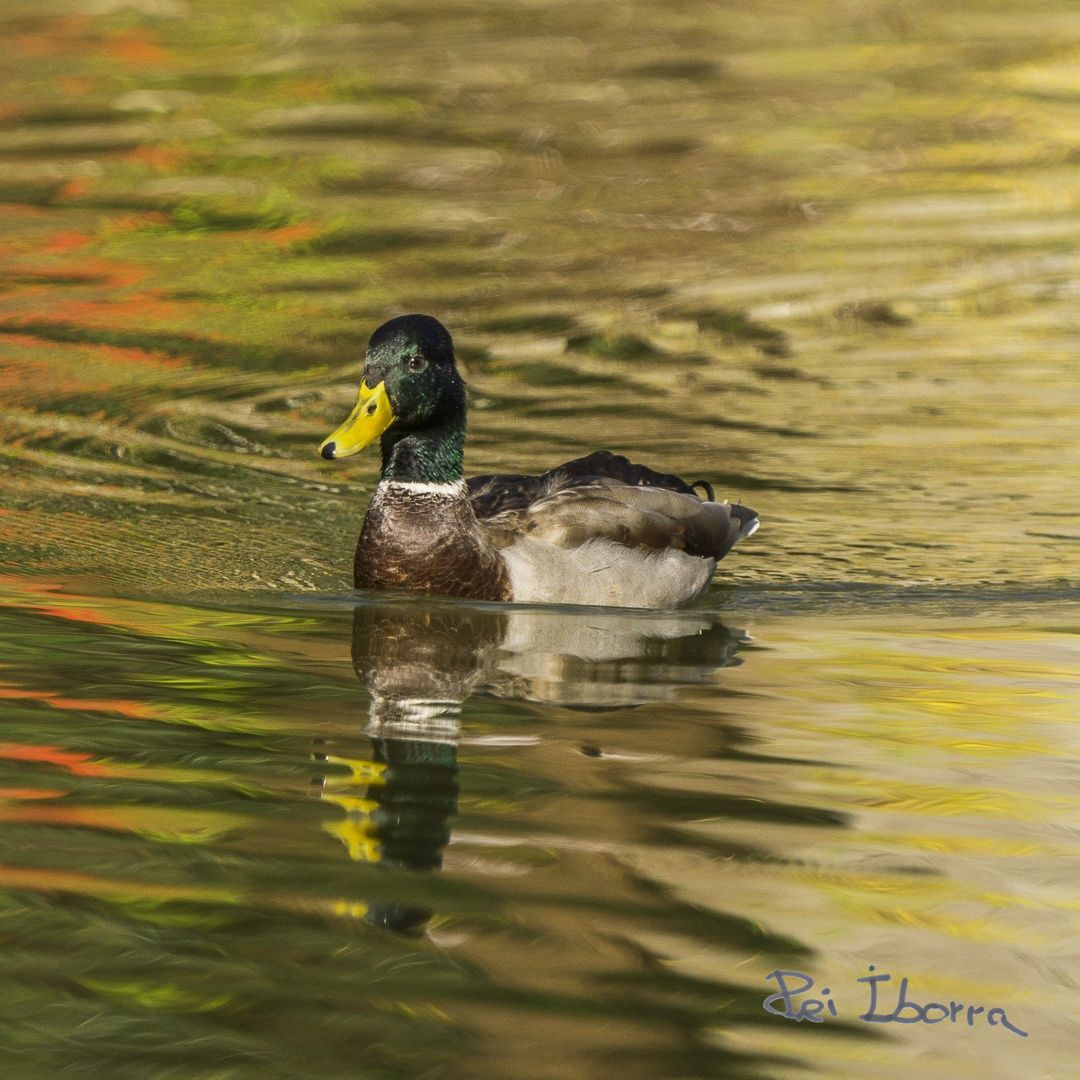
[731,503,760,543]
[693,482,758,546]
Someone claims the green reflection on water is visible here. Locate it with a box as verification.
[0,577,1076,1077]
[0,0,1078,1076]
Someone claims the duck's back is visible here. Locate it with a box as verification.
[469,451,758,609]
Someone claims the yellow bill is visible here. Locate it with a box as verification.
[320,380,394,460]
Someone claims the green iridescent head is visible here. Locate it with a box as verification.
[320,314,467,483]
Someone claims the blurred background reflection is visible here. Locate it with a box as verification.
[0,0,1077,1077]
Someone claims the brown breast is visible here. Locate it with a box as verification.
[352,483,511,602]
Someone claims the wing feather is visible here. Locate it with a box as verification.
[468,449,699,518]
[481,484,752,560]
[470,449,758,561]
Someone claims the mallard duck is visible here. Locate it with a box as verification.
[319,314,759,608]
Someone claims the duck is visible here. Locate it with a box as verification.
[319,314,759,609]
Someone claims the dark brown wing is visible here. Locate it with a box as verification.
[470,450,718,516]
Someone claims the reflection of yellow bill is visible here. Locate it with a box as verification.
[322,787,382,863]
[319,380,394,459]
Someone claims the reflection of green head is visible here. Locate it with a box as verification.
[367,736,458,873]
[319,737,458,874]
[317,732,459,937]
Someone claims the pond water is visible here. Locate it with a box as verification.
[0,1,1077,1077]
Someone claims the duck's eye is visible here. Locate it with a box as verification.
[406,354,427,372]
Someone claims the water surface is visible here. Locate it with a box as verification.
[0,1,1077,1077]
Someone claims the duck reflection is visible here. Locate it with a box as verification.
[315,599,747,934]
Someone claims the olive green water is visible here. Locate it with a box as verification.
[0,1,1078,1077]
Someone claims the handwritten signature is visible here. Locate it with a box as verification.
[762,967,1029,1038]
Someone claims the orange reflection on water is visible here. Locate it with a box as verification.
[0,742,113,777]
[105,28,172,68]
